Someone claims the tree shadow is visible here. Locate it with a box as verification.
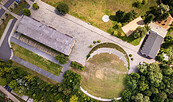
[54,9,65,16]
[109,15,116,21]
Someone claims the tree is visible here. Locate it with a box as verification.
[32,3,39,10]
[133,26,147,39]
[144,14,154,24]
[55,54,69,64]
[132,93,150,102]
[23,8,31,16]
[115,10,126,21]
[122,89,132,102]
[56,2,69,14]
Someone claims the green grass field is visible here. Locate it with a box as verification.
[42,0,157,45]
[80,53,128,98]
[11,43,62,76]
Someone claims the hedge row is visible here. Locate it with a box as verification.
[70,61,84,71]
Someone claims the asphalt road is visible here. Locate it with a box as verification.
[0,18,17,61]
[3,0,16,8]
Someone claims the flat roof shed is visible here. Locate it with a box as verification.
[16,16,75,55]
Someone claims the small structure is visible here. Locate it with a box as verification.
[16,16,75,55]
[102,15,109,22]
[140,22,168,58]
[122,16,145,36]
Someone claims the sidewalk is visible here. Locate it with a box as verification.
[0,86,20,102]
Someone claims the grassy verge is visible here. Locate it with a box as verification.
[0,15,13,40]
[88,43,130,67]
[12,62,58,84]
[42,0,157,45]
[12,0,28,14]
[11,43,62,76]
[80,53,128,98]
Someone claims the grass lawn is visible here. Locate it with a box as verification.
[79,53,128,98]
[12,62,58,84]
[0,15,13,40]
[11,43,62,76]
[12,0,28,14]
[42,0,157,45]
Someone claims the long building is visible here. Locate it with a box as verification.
[16,16,75,55]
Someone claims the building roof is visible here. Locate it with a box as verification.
[141,30,164,58]
[122,16,145,36]
[0,8,5,18]
[16,16,75,55]
[149,22,167,38]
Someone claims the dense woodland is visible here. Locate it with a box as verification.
[121,63,173,102]
[0,60,97,102]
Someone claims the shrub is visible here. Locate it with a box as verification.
[133,26,147,39]
[32,3,39,10]
[5,13,8,17]
[93,41,96,44]
[70,61,84,71]
[1,19,4,22]
[131,58,134,61]
[23,8,31,16]
[55,54,69,64]
[129,54,132,57]
[10,7,13,11]
[90,44,93,48]
[56,2,69,14]
[86,54,90,59]
[113,22,122,29]
[97,40,101,43]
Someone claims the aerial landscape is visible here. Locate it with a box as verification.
[0,0,172,102]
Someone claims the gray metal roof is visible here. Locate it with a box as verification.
[141,30,164,58]
[16,16,75,55]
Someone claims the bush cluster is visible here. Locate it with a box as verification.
[32,3,39,10]
[56,2,69,14]
[70,61,84,71]
[132,26,147,39]
[23,8,31,16]
[55,54,69,64]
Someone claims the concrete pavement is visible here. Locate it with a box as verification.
[31,0,155,74]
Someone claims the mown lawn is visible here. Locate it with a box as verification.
[80,53,128,98]
[42,0,157,45]
[11,43,62,76]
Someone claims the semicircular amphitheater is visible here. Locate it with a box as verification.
[79,43,129,101]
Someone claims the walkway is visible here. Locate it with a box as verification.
[87,48,128,68]
[0,85,20,102]
[80,87,121,101]
[12,56,69,83]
